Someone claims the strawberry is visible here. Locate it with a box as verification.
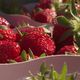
[57,45,77,55]
[53,23,73,50]
[14,56,23,62]
[0,40,21,63]
[16,27,44,42]
[20,27,44,33]
[0,28,16,41]
[0,16,10,27]
[20,32,55,56]
[32,8,56,23]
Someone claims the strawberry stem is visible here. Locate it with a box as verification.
[16,27,23,37]
[28,48,35,59]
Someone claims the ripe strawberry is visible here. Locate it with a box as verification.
[53,23,73,50]
[57,45,77,55]
[20,32,55,56]
[0,16,10,27]
[14,56,23,62]
[0,29,16,41]
[0,41,21,63]
[32,8,57,23]
[16,27,44,42]
[20,27,44,33]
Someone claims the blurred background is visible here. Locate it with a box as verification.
[0,0,38,14]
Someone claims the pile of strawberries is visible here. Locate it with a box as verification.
[0,0,80,63]
[0,16,56,63]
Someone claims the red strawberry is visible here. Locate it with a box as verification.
[57,45,77,55]
[14,56,23,62]
[20,27,44,33]
[0,40,21,63]
[0,28,16,41]
[20,32,55,56]
[53,23,73,50]
[32,8,57,23]
[0,16,10,27]
[16,27,44,42]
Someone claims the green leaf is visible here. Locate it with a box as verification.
[21,50,27,61]
[67,75,74,80]
[54,2,60,11]
[67,72,78,80]
[40,53,46,58]
[29,71,38,80]
[70,20,80,32]
[59,63,67,80]
[53,71,59,80]
[0,25,9,30]
[57,16,72,28]
[40,63,49,75]
[69,0,80,22]
[31,76,38,80]
[49,65,59,80]
[28,48,35,59]
[70,0,77,15]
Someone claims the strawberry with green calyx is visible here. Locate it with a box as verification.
[54,0,80,19]
[55,1,80,54]
[0,40,21,63]
[19,27,44,34]
[32,8,57,23]
[15,26,45,42]
[14,50,28,62]
[16,24,54,57]
[20,31,56,56]
[52,0,80,54]
[14,49,39,62]
[15,23,51,42]
[53,22,74,50]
